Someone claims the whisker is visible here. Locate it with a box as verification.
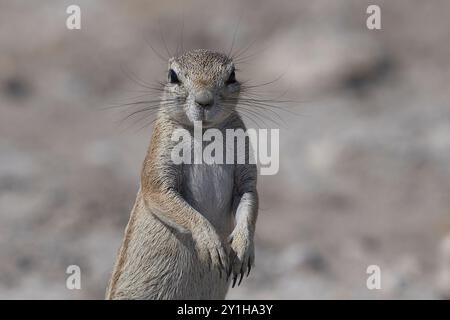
[234,97,298,104]
[103,98,178,110]
[228,15,242,57]
[144,37,168,62]
[236,105,286,128]
[223,97,301,117]
[177,10,185,55]
[236,107,271,128]
[234,102,287,126]
[158,18,173,58]
[231,38,258,61]
[224,107,262,129]
[119,109,161,132]
[223,101,301,116]
[120,64,164,92]
[119,88,166,95]
[135,115,160,133]
[120,106,161,122]
[117,92,164,102]
[220,103,266,129]
[240,73,285,90]
[233,50,263,64]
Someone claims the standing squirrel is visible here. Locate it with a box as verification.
[106,49,258,299]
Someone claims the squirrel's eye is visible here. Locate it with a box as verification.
[168,69,180,84]
[226,70,236,85]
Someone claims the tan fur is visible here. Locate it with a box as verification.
[106,49,258,300]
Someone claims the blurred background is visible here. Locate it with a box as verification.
[1,0,450,299]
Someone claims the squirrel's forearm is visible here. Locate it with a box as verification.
[143,188,211,234]
[234,191,258,233]
[234,161,258,232]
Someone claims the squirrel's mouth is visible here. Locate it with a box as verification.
[194,108,209,121]
[185,104,224,127]
[196,112,211,125]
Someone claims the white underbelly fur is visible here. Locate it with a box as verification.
[182,163,234,237]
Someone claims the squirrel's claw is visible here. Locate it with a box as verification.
[232,275,238,288]
[238,270,244,286]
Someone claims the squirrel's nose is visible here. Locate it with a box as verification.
[195,90,214,108]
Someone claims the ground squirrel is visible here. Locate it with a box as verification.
[106,49,259,299]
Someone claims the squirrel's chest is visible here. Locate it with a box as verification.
[181,163,234,223]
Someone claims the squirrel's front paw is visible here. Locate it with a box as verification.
[228,226,254,287]
[193,224,229,276]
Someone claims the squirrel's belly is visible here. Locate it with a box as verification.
[182,163,234,234]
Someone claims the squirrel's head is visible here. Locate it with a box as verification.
[163,49,240,127]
